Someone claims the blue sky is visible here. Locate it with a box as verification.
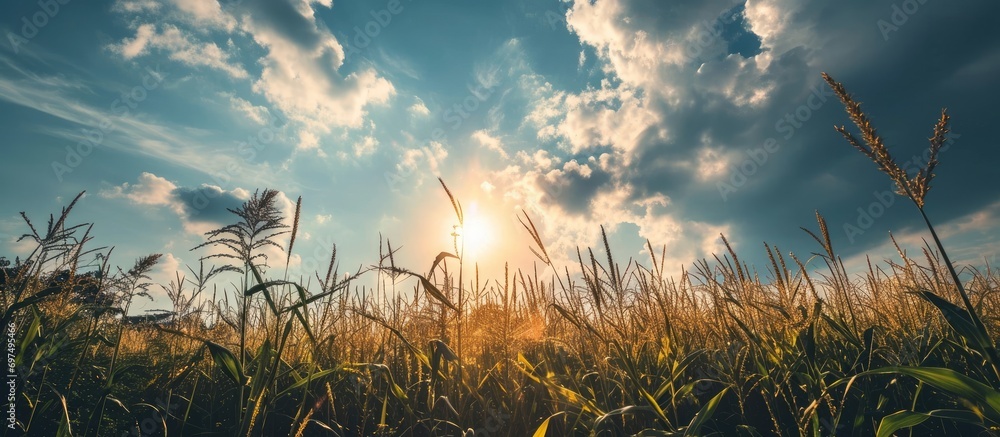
[2,0,999,313]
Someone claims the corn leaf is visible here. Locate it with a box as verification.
[876,409,984,437]
[863,366,1000,424]
[205,341,246,385]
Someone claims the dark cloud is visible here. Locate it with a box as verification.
[232,0,327,50]
[527,0,1000,267]
[172,186,246,226]
[538,163,613,214]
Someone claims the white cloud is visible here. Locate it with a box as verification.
[171,0,236,31]
[471,130,507,159]
[113,0,160,13]
[239,2,395,132]
[398,141,448,181]
[158,252,183,280]
[354,135,378,157]
[409,98,430,117]
[297,130,320,152]
[112,24,248,79]
[100,171,180,210]
[228,95,271,125]
[110,0,396,158]
[516,149,554,171]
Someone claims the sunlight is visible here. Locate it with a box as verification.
[456,201,496,260]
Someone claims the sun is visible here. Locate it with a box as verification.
[456,202,496,260]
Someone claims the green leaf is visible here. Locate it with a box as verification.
[277,368,340,397]
[911,290,993,354]
[876,411,929,437]
[798,322,816,362]
[248,264,280,317]
[594,406,656,430]
[877,409,984,437]
[822,313,861,347]
[685,387,729,436]
[245,280,295,297]
[205,341,246,385]
[863,366,1000,423]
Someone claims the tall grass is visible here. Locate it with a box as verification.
[1,75,997,436]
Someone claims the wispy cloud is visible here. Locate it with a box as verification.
[110,24,248,78]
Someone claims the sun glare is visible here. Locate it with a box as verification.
[457,201,496,260]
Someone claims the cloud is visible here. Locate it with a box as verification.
[471,130,507,159]
[234,0,395,131]
[296,130,322,155]
[157,252,183,282]
[0,54,272,182]
[102,172,295,239]
[113,0,160,14]
[529,79,658,158]
[473,1,810,270]
[839,198,1000,273]
[110,0,396,156]
[111,24,248,79]
[489,164,730,275]
[398,141,448,182]
[227,95,271,125]
[353,135,378,157]
[409,98,430,117]
[100,172,178,207]
[170,0,237,30]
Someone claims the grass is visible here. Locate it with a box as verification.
[1,75,999,436]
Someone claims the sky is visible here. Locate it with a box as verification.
[2,0,999,313]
